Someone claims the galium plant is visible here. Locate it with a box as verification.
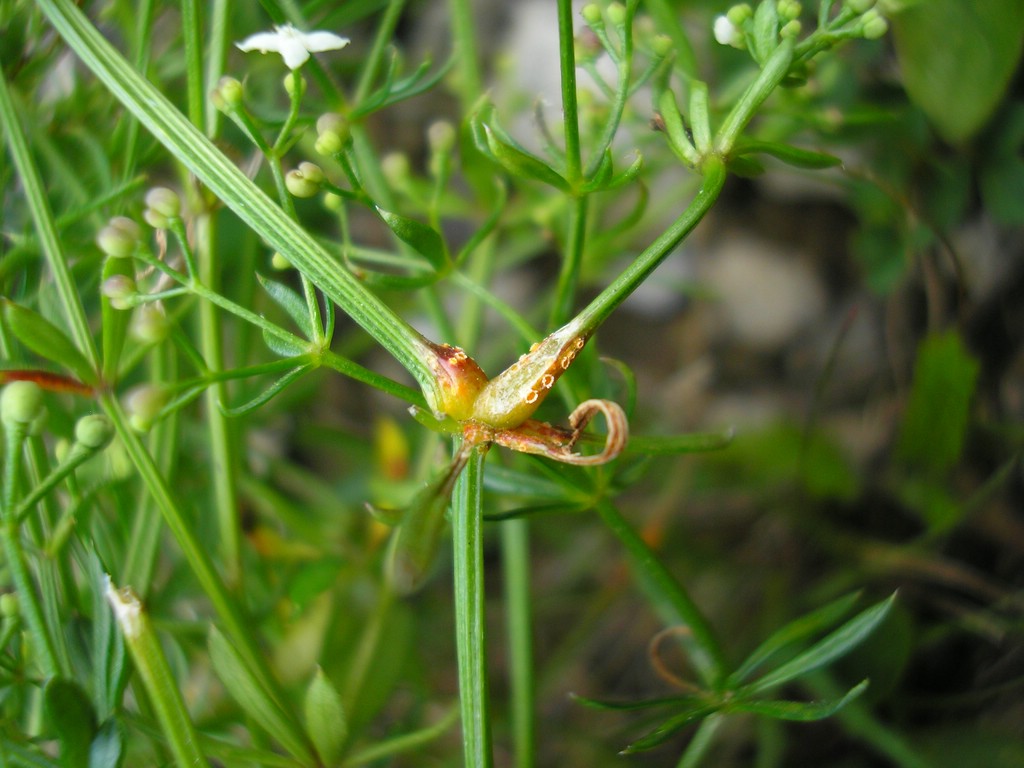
[0,0,957,765]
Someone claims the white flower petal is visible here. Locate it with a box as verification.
[236,30,285,54]
[278,37,312,69]
[300,31,350,53]
[713,15,740,46]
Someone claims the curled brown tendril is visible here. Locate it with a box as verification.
[464,398,629,466]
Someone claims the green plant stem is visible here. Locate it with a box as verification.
[577,158,726,333]
[195,212,243,590]
[181,0,204,128]
[676,714,724,768]
[354,0,407,105]
[107,582,207,768]
[714,38,795,156]
[0,67,98,373]
[501,518,535,768]
[99,388,312,754]
[204,0,231,137]
[595,500,726,688]
[1,425,61,679]
[38,0,442,401]
[556,0,583,185]
[448,0,484,109]
[452,445,494,768]
[549,196,589,328]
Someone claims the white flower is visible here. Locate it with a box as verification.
[236,24,350,70]
[713,15,741,47]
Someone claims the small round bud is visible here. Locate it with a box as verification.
[124,384,168,433]
[142,187,180,228]
[381,152,411,188]
[650,34,674,58]
[102,275,138,310]
[606,2,626,25]
[322,192,344,213]
[2,381,44,427]
[427,120,456,155]
[714,15,743,47]
[845,0,875,13]
[0,593,18,619]
[780,19,802,39]
[130,302,170,344]
[316,112,348,139]
[726,3,753,25]
[314,132,343,156]
[285,162,325,198]
[284,71,306,98]
[212,76,243,111]
[860,10,888,39]
[97,217,141,259]
[271,252,292,270]
[581,4,603,25]
[777,0,801,22]
[74,414,113,450]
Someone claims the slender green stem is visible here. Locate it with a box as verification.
[354,0,407,105]
[501,519,535,768]
[595,500,726,688]
[556,0,583,185]
[549,196,589,328]
[452,446,493,768]
[38,0,441,399]
[181,0,204,128]
[714,38,795,156]
[447,0,484,109]
[0,67,98,372]
[1,425,61,679]
[676,715,724,768]
[204,0,231,137]
[107,582,207,768]
[577,158,726,332]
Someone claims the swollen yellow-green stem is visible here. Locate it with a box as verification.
[469,318,589,430]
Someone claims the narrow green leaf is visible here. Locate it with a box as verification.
[88,720,124,768]
[621,704,721,753]
[656,88,699,165]
[2,299,96,386]
[745,593,897,695]
[304,668,348,766]
[730,592,862,684]
[730,679,869,722]
[897,331,979,474]
[256,273,315,339]
[208,626,317,764]
[261,326,309,358]
[480,124,571,191]
[1,739,61,768]
[219,365,311,417]
[44,678,97,768]
[375,208,448,270]
[571,692,707,712]
[734,140,842,169]
[626,429,734,456]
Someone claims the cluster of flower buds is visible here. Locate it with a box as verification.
[713,0,887,51]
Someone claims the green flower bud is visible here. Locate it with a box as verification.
[381,152,411,188]
[130,302,170,344]
[860,9,888,39]
[777,0,802,22]
[780,19,802,38]
[142,187,180,229]
[102,274,138,310]
[581,4,603,25]
[285,162,325,198]
[212,76,243,111]
[314,131,343,156]
[74,414,113,450]
[427,120,456,155]
[322,192,344,212]
[284,71,306,98]
[97,217,141,259]
[845,0,875,13]
[0,593,18,619]
[606,2,626,26]
[651,34,674,58]
[727,3,753,25]
[2,381,44,427]
[271,252,292,270]
[124,384,168,433]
